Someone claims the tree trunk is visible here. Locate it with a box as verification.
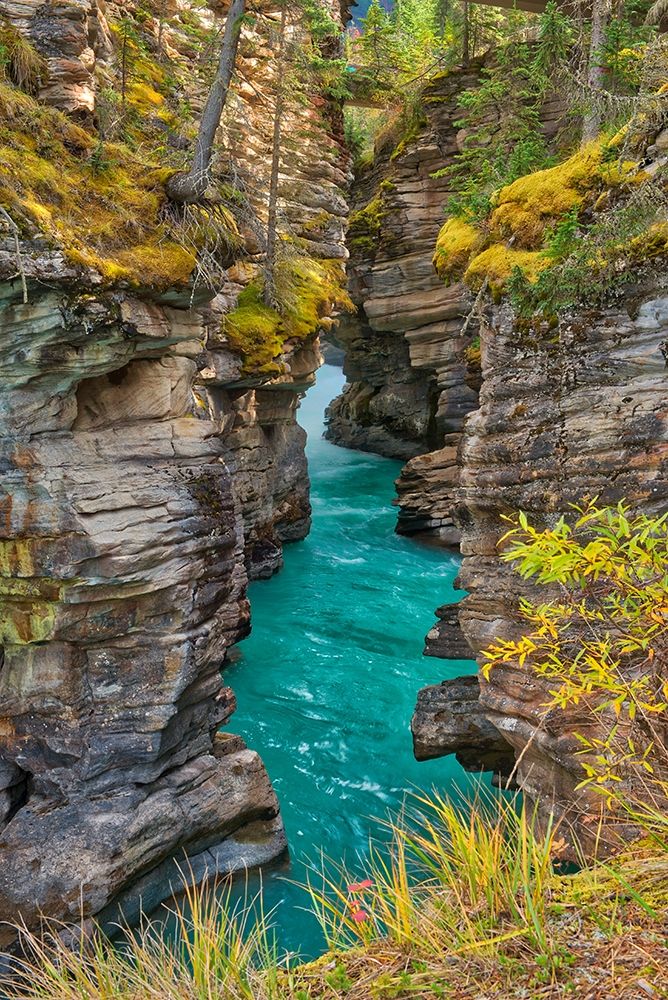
[462,0,470,67]
[582,0,608,143]
[166,0,246,204]
[264,1,289,307]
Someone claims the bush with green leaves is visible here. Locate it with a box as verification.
[484,501,668,804]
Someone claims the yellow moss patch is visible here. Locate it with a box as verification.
[433,217,486,280]
[464,244,550,292]
[0,81,198,288]
[222,284,284,374]
[223,258,354,375]
[348,195,386,253]
[490,142,606,248]
[127,80,165,111]
[628,221,668,261]
[106,20,186,149]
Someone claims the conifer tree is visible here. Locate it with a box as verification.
[264,0,289,307]
[166,0,246,204]
[358,0,399,85]
[582,0,611,141]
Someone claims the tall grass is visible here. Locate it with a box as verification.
[1,791,666,999]
[306,790,559,962]
[2,875,286,1000]
[0,21,46,94]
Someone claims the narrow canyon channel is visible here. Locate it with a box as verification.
[216,363,483,958]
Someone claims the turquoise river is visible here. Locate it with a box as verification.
[222,363,481,958]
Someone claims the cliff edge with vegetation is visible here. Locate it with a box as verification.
[331,0,668,850]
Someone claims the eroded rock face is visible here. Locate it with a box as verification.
[0,0,352,937]
[411,676,514,780]
[0,0,112,114]
[329,65,566,543]
[0,270,301,942]
[453,293,668,845]
[326,66,485,535]
[339,59,667,847]
[405,290,668,849]
[199,323,322,580]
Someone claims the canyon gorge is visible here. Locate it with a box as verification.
[0,0,351,942]
[0,0,666,962]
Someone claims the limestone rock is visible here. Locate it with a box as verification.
[423,602,471,659]
[326,66,483,515]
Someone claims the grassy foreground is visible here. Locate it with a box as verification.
[2,792,667,1000]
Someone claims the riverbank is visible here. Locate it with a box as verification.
[4,791,667,999]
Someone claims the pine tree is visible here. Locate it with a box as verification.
[264,0,289,307]
[358,0,399,84]
[582,0,611,142]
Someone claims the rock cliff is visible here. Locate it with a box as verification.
[0,274,288,941]
[0,0,349,941]
[338,63,668,846]
[328,61,564,543]
[327,66,483,521]
[452,290,668,845]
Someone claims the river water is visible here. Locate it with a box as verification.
[223,363,479,958]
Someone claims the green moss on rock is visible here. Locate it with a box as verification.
[347,195,388,253]
[222,258,354,375]
[433,217,486,280]
[0,81,205,288]
[464,244,550,293]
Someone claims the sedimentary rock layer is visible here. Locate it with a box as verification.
[0,273,285,941]
[0,0,351,938]
[326,66,483,499]
[338,59,667,845]
[455,293,668,842]
[411,676,514,779]
[328,63,565,542]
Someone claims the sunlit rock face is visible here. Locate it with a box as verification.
[0,0,111,114]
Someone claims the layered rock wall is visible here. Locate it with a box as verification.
[0,274,286,942]
[328,63,565,542]
[327,65,484,516]
[340,62,668,846]
[453,293,668,841]
[0,0,350,939]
